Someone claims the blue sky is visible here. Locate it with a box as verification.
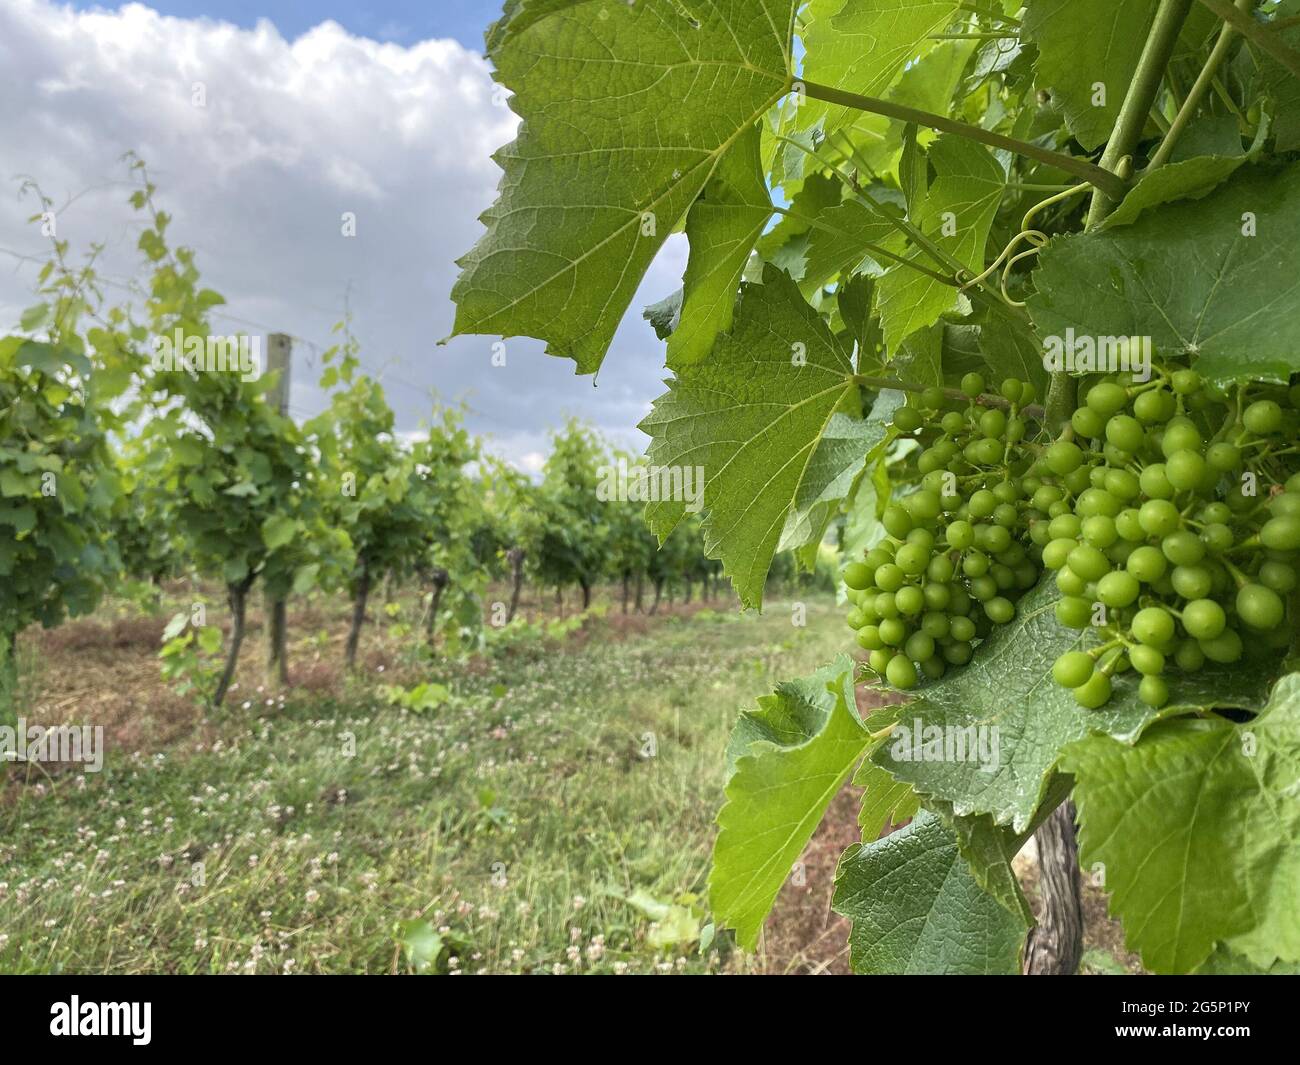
[68,0,499,50]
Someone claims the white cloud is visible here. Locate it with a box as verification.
[0,0,683,467]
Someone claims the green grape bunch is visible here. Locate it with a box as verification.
[842,374,1050,690]
[1045,369,1300,710]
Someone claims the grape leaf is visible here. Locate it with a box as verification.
[670,125,773,368]
[798,0,963,137]
[871,575,1282,832]
[801,200,904,292]
[833,809,1028,974]
[450,0,797,373]
[875,136,1005,353]
[853,757,919,842]
[711,656,871,949]
[1028,163,1300,385]
[1063,672,1300,974]
[1022,0,1159,151]
[1196,946,1300,976]
[640,265,861,608]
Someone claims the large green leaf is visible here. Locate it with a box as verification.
[1060,676,1300,972]
[450,0,797,373]
[1063,672,1300,975]
[670,125,773,368]
[640,265,861,608]
[711,656,871,950]
[799,0,963,137]
[1022,0,1159,151]
[833,809,1028,974]
[853,757,919,842]
[1028,163,1300,385]
[871,575,1282,832]
[875,136,1005,352]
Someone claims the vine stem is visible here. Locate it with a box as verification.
[1086,0,1196,228]
[798,80,1129,200]
[1149,0,1255,171]
[1195,0,1300,78]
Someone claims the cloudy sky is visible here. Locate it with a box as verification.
[0,0,687,473]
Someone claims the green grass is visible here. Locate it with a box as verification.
[0,597,847,974]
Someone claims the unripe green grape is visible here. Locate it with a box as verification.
[1166,449,1207,492]
[866,545,894,566]
[846,608,867,629]
[1161,529,1205,566]
[843,562,873,590]
[993,504,1019,530]
[1044,440,1083,476]
[921,612,950,639]
[979,524,1013,554]
[920,386,945,410]
[875,563,905,592]
[1090,465,1111,490]
[893,406,924,433]
[926,555,955,583]
[895,543,930,576]
[1272,493,1300,519]
[943,640,974,666]
[1226,483,1257,513]
[1200,502,1232,525]
[1107,540,1137,566]
[1181,598,1225,640]
[1140,464,1175,500]
[1260,559,1298,594]
[883,505,913,539]
[1056,596,1093,629]
[979,408,1007,440]
[1287,472,1300,493]
[1104,469,1141,502]
[1033,485,1064,511]
[993,480,1022,504]
[1071,406,1105,439]
[948,586,972,616]
[1132,606,1175,646]
[962,550,990,578]
[1087,382,1129,418]
[905,489,942,521]
[1097,570,1140,608]
[1138,674,1170,708]
[1133,388,1175,423]
[906,528,936,551]
[879,618,908,646]
[1139,499,1182,538]
[1077,488,1121,518]
[945,615,973,642]
[972,437,1003,465]
[1126,545,1167,583]
[875,593,900,619]
[961,372,985,397]
[1243,399,1283,435]
[1015,561,1040,588]
[1063,465,1093,496]
[1080,515,1118,549]
[945,520,974,550]
[1171,565,1212,600]
[969,489,996,518]
[941,411,966,434]
[984,597,1015,624]
[969,574,998,601]
[1048,514,1083,540]
[857,626,884,650]
[1237,583,1285,629]
[1020,381,1038,405]
[1053,651,1095,688]
[1048,500,1072,519]
[1200,627,1243,664]
[1171,369,1201,395]
[869,649,892,674]
[1261,515,1300,551]
[1174,638,1205,672]
[1006,417,1026,443]
[1056,567,1088,596]
[1106,415,1145,453]
[923,582,952,610]
[1115,509,1145,542]
[920,656,947,681]
[895,585,925,616]
[1043,537,1077,570]
[1206,442,1241,472]
[886,654,919,690]
[1067,544,1111,582]
[905,631,936,662]
[1200,523,1234,552]
[1000,378,1023,404]
[1073,671,1113,709]
[1130,645,1165,676]
[1161,417,1203,457]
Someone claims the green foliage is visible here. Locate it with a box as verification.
[452,0,1300,973]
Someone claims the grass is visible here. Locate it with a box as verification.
[0,590,848,974]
